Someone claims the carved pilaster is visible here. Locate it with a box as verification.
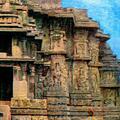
[73,29,90,59]
[35,65,50,99]
[21,63,27,81]
[73,62,89,92]
[70,29,92,106]
[21,38,28,57]
[49,55,68,94]
[50,30,66,53]
[13,65,28,99]
[28,65,35,99]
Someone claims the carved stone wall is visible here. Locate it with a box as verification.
[50,55,68,93]
[72,61,89,92]
[0,1,120,120]
[50,30,66,53]
[73,30,89,58]
[89,67,101,95]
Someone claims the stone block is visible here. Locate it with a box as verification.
[0,52,7,58]
[0,105,11,120]
[104,115,120,120]
[12,116,31,120]
[11,98,31,108]
[31,116,48,120]
[13,80,27,98]
[12,45,22,58]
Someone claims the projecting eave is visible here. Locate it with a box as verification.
[95,32,110,41]
[74,21,99,28]
[29,6,99,29]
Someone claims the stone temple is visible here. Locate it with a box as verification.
[0,0,120,120]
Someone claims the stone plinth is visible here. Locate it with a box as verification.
[12,116,31,120]
[11,99,48,119]
[31,116,48,120]
[70,91,92,106]
[70,106,104,120]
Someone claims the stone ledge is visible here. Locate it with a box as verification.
[11,99,47,109]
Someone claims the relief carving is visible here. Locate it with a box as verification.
[91,73,100,95]
[50,56,68,92]
[35,66,50,98]
[11,99,31,108]
[50,30,66,52]
[74,42,84,57]
[103,89,116,106]
[31,116,48,120]
[89,40,99,64]
[74,63,89,92]
[74,30,88,42]
[52,62,62,87]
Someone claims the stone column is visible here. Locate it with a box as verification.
[11,64,30,108]
[47,30,70,120]
[70,29,92,107]
[22,38,28,57]
[12,65,27,99]
[88,35,102,107]
[28,65,35,99]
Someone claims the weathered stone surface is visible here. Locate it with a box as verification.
[12,116,31,120]
[31,116,48,120]
[0,0,119,120]
[13,80,28,99]
[0,105,11,120]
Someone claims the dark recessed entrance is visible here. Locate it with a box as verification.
[0,33,12,56]
[0,67,13,101]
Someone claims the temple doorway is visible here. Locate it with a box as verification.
[0,67,13,104]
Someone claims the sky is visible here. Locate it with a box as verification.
[62,0,120,58]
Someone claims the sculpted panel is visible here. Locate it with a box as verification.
[35,66,50,98]
[50,30,66,52]
[74,42,85,58]
[73,62,89,92]
[90,68,101,95]
[31,116,48,120]
[50,55,68,92]
[103,89,116,107]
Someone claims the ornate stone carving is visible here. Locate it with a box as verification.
[31,116,48,120]
[90,68,101,95]
[73,30,89,58]
[74,42,85,57]
[11,99,47,109]
[73,62,89,92]
[35,66,50,98]
[11,99,31,108]
[50,55,68,93]
[50,30,66,52]
[103,89,116,107]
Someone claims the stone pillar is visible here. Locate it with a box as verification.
[70,29,92,107]
[88,34,102,106]
[22,38,28,57]
[11,64,30,119]
[47,30,70,120]
[11,64,29,103]
[28,65,35,99]
[12,65,28,99]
